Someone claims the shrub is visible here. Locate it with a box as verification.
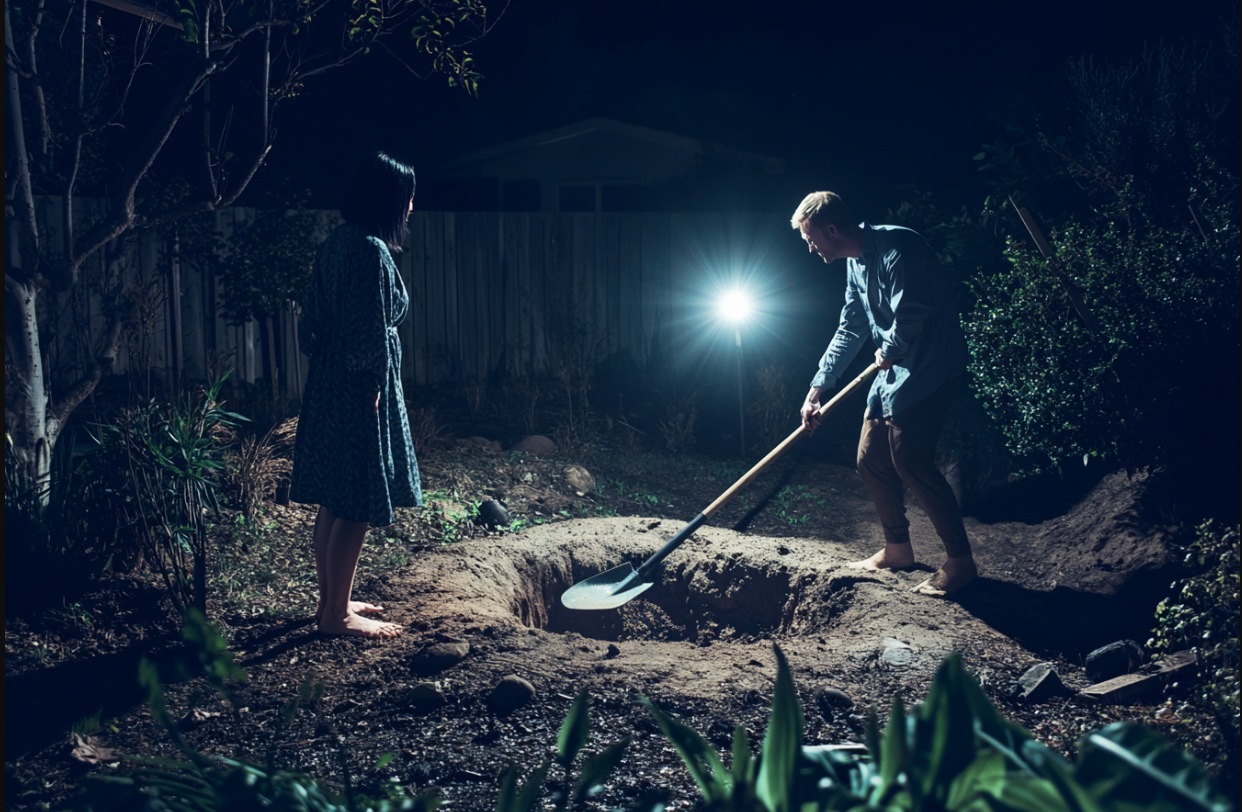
[965,41,1240,477]
[406,404,447,450]
[965,196,1238,476]
[224,417,297,523]
[93,375,244,614]
[1150,522,1240,744]
[658,390,699,454]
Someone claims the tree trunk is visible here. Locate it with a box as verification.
[6,276,55,490]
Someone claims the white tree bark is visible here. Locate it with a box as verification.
[4,0,495,489]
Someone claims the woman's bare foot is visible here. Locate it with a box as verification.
[318,611,403,638]
[847,542,916,571]
[912,555,978,596]
[315,601,384,622]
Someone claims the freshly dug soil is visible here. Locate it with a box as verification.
[5,439,1233,811]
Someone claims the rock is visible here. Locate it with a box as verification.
[410,641,470,675]
[880,638,914,669]
[814,686,854,714]
[487,675,536,715]
[1086,640,1145,680]
[562,465,595,494]
[511,435,557,455]
[605,644,621,659]
[1015,663,1069,702]
[407,682,447,710]
[475,499,512,529]
[69,734,120,765]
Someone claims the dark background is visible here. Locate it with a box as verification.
[248,0,1235,218]
[231,0,1236,434]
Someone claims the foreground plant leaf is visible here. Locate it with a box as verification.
[557,690,590,767]
[1074,722,1233,812]
[641,697,731,804]
[756,645,804,812]
[572,736,631,804]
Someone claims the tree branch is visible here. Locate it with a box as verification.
[68,60,219,283]
[6,3,46,285]
[20,0,53,159]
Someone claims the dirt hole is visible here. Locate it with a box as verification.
[519,556,856,645]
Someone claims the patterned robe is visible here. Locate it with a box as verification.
[290,223,422,526]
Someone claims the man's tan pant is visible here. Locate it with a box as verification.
[856,377,971,559]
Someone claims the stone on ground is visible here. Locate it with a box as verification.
[880,638,915,669]
[407,682,447,709]
[1086,640,1145,680]
[411,641,470,675]
[1015,662,1070,702]
[562,465,595,495]
[487,675,536,715]
[475,499,512,529]
[814,686,854,715]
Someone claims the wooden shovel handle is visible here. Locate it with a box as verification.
[700,362,880,519]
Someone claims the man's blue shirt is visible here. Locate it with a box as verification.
[809,222,968,418]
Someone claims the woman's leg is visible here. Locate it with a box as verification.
[313,506,384,621]
[314,509,400,637]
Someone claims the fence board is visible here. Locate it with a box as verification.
[530,216,548,376]
[407,211,428,386]
[20,198,788,397]
[424,214,447,384]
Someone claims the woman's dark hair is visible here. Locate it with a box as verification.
[340,151,417,253]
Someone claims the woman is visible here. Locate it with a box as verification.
[290,151,423,638]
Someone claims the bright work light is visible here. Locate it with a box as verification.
[718,288,752,323]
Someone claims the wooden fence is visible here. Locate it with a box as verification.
[20,199,812,399]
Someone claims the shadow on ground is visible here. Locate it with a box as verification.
[955,574,1167,662]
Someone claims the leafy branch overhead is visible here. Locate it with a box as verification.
[4,0,502,494]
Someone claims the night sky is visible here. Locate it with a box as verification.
[254,0,1234,215]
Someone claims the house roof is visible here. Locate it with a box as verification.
[436,117,783,177]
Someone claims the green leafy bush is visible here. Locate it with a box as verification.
[964,199,1238,474]
[1150,522,1240,743]
[643,646,1232,811]
[92,375,245,614]
[965,42,1240,477]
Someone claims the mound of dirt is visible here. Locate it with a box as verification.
[7,454,1211,812]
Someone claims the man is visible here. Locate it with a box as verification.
[791,191,976,596]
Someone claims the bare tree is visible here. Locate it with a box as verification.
[5,0,499,485]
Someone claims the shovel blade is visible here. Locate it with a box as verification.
[560,563,654,610]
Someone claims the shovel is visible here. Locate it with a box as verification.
[560,362,880,610]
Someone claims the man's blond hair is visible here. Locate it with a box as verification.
[790,191,852,230]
